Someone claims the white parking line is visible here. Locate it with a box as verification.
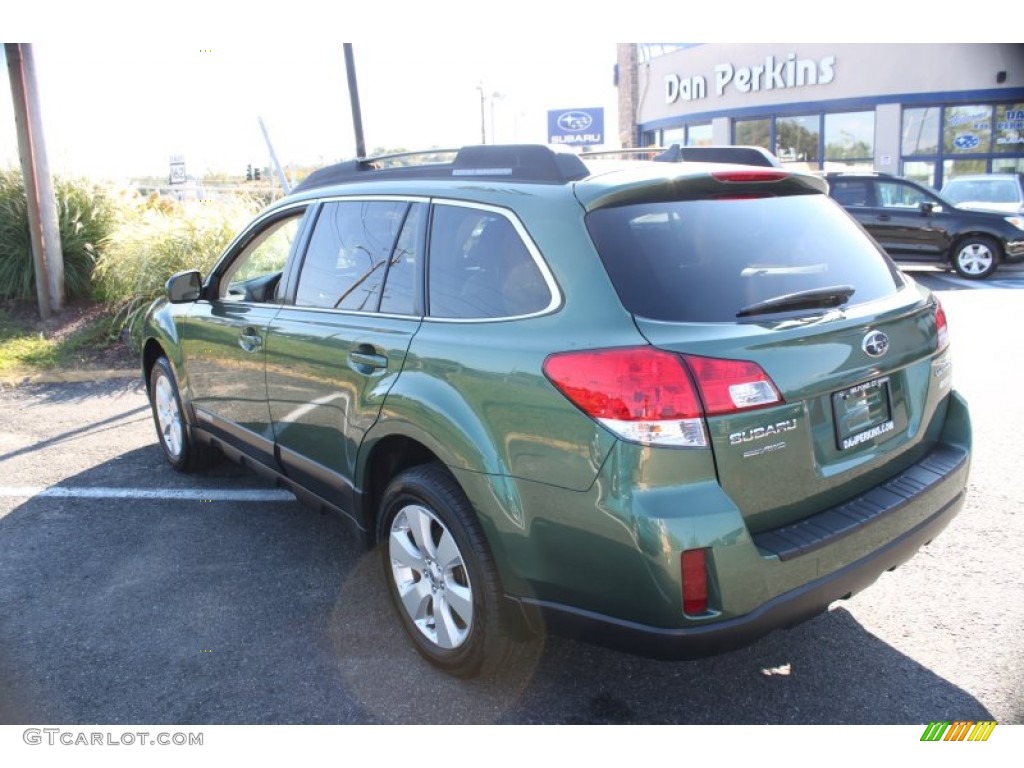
[0,486,296,501]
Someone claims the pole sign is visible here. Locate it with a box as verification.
[548,108,604,146]
[169,155,186,185]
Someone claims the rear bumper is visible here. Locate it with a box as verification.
[506,438,969,660]
[510,484,964,659]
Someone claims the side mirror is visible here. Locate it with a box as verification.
[165,270,203,303]
[919,201,939,215]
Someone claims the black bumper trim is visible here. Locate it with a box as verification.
[752,445,968,562]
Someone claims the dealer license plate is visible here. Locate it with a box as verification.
[833,376,894,451]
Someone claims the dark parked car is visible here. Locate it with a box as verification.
[824,171,1024,279]
[142,146,971,676]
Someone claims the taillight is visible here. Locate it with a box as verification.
[542,348,706,447]
[681,549,708,615]
[935,300,949,353]
[682,355,782,415]
[543,347,783,447]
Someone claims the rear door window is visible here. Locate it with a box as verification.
[586,194,904,323]
[295,200,409,312]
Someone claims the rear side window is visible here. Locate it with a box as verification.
[586,194,904,323]
[428,205,552,319]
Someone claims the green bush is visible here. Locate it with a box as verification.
[93,195,260,349]
[0,168,116,301]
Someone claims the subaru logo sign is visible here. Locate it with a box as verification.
[954,134,980,150]
[557,111,592,132]
[548,107,604,146]
[862,331,890,358]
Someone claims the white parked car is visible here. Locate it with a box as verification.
[941,173,1024,215]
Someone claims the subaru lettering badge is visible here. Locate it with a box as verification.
[557,111,592,132]
[862,331,890,358]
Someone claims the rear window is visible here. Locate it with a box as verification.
[586,194,904,323]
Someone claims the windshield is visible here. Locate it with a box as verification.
[586,194,904,323]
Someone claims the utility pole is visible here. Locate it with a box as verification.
[343,44,366,159]
[5,43,64,318]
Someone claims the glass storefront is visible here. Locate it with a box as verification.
[902,102,1024,188]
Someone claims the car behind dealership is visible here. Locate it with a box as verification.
[142,145,972,676]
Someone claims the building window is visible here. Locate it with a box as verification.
[775,114,820,165]
[662,127,685,146]
[902,107,940,156]
[824,111,874,168]
[734,118,770,150]
[902,161,937,189]
[994,103,1024,153]
[944,105,992,154]
[903,102,1024,186]
[686,123,712,146]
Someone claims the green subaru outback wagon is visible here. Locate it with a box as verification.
[142,145,971,677]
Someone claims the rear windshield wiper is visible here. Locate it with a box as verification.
[736,285,856,318]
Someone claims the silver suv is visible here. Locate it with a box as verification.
[941,172,1024,215]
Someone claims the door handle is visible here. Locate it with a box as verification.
[349,348,389,371]
[877,213,891,221]
[238,328,263,352]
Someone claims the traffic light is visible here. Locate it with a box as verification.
[246,164,253,181]
[254,167,261,181]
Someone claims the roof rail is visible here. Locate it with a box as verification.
[581,144,782,168]
[292,144,590,193]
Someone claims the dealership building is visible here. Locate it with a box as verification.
[615,43,1024,188]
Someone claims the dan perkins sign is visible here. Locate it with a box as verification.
[548,108,604,146]
[666,53,836,103]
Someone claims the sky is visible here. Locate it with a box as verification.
[3,3,969,183]
[1,30,621,180]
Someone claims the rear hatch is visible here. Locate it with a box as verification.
[579,166,950,532]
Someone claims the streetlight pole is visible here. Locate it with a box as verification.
[477,84,486,144]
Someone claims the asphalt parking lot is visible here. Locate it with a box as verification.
[0,267,1021,726]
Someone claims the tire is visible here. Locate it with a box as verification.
[148,356,218,472]
[951,235,1001,279]
[379,463,523,677]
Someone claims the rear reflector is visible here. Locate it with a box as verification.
[681,549,708,615]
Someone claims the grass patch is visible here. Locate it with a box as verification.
[0,303,128,378]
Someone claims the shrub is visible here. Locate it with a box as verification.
[93,195,260,349]
[0,168,116,301]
